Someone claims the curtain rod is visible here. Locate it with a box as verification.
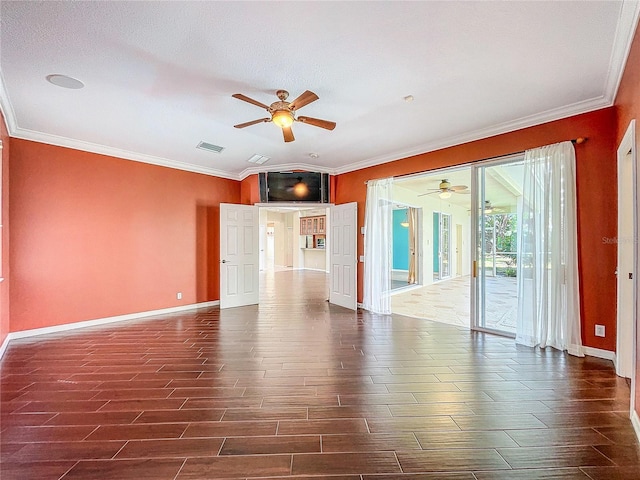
[364,137,587,184]
[475,136,587,165]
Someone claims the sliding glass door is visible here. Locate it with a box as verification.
[472,158,523,335]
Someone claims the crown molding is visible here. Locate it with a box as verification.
[9,126,241,180]
[0,71,18,134]
[0,74,241,180]
[238,163,337,180]
[333,95,612,175]
[604,0,640,103]
[2,3,637,181]
[331,2,640,176]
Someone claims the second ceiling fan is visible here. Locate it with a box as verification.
[418,179,469,198]
[232,89,336,143]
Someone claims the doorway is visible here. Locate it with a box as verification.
[433,212,451,282]
[392,205,421,291]
[616,120,637,388]
[220,203,358,311]
[390,168,471,324]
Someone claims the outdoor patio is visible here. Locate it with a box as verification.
[391,275,517,333]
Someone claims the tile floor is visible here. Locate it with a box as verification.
[0,269,638,479]
[392,275,517,333]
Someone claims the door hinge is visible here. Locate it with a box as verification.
[472,260,477,278]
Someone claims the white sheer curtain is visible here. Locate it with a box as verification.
[516,141,583,356]
[363,178,393,314]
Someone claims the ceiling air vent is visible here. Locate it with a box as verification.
[196,141,225,153]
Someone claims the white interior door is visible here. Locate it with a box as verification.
[220,203,259,309]
[330,202,357,310]
[616,120,637,380]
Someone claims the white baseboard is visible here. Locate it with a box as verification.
[632,409,640,442]
[392,269,409,281]
[582,346,616,362]
[0,301,219,359]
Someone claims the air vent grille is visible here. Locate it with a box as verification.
[248,154,270,165]
[196,141,225,153]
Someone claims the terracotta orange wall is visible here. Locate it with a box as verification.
[9,139,240,332]
[336,107,618,352]
[240,174,260,205]
[0,111,10,347]
[613,22,640,420]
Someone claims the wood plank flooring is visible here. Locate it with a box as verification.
[1,269,638,479]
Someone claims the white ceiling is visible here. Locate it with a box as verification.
[1,1,638,180]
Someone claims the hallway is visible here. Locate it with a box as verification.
[0,270,637,479]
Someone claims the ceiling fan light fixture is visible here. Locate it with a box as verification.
[272,109,294,128]
[484,201,493,214]
[439,191,452,199]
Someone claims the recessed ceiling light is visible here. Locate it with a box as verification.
[403,95,414,102]
[309,153,319,159]
[46,74,84,89]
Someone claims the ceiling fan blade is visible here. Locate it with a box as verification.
[282,126,295,143]
[417,191,439,197]
[232,93,270,110]
[234,118,270,128]
[450,185,468,191]
[289,90,319,110]
[297,116,336,130]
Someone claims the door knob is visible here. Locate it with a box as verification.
[221,259,227,263]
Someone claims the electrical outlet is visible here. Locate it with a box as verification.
[595,324,605,337]
[177,292,182,300]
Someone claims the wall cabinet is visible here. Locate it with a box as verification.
[300,215,326,249]
[300,215,326,235]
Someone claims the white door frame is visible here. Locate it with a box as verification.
[219,203,259,309]
[616,120,638,411]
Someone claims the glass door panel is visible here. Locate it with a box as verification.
[473,159,523,335]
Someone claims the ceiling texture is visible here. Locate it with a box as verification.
[1,1,638,180]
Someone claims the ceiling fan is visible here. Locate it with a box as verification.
[418,179,469,199]
[482,201,508,213]
[232,89,336,143]
[467,201,507,215]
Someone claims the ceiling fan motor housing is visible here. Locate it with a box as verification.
[276,89,289,101]
[269,100,291,114]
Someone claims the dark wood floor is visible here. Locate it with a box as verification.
[1,269,639,479]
